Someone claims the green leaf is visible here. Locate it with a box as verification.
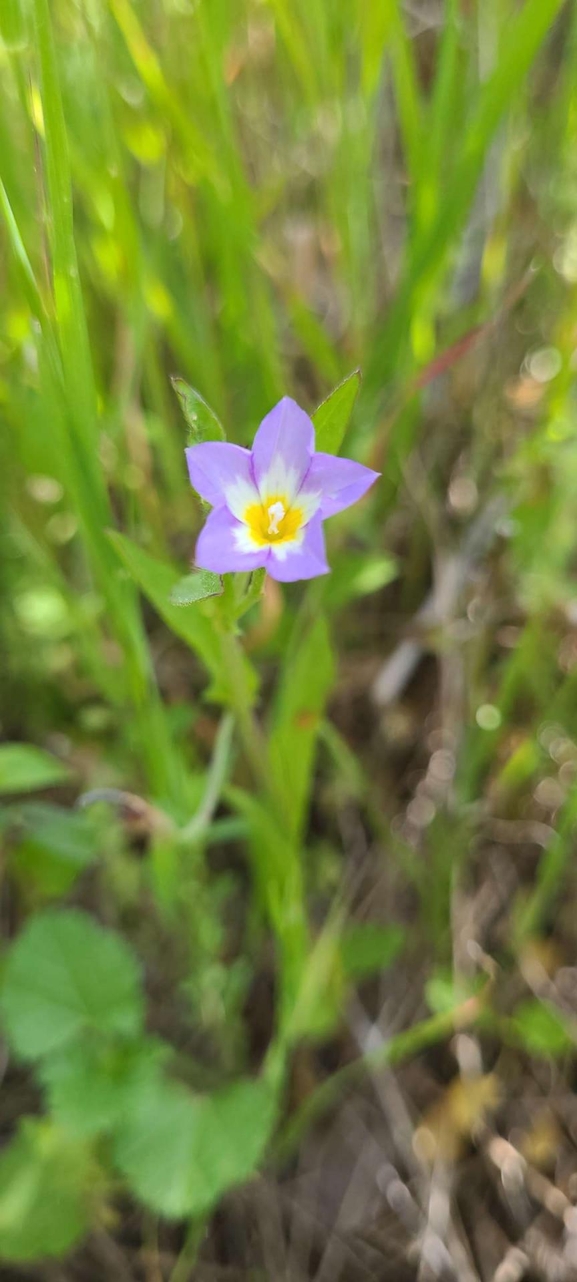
[114,1075,276,1219]
[288,917,344,1041]
[312,370,361,455]
[109,531,221,679]
[0,744,70,795]
[425,969,483,1016]
[341,923,405,981]
[234,566,266,621]
[285,297,340,383]
[31,0,101,465]
[227,788,304,933]
[366,0,566,403]
[510,999,573,1058]
[0,908,144,1061]
[425,971,458,1015]
[109,532,257,704]
[9,803,98,899]
[324,552,398,609]
[171,377,226,443]
[169,569,223,606]
[269,615,335,841]
[0,1119,98,1261]
[0,0,26,51]
[39,1038,170,1139]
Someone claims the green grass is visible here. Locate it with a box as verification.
[2,0,577,1269]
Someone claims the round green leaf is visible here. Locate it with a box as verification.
[39,1038,170,1139]
[0,909,144,1060]
[114,1075,276,1219]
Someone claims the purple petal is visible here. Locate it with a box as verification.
[252,397,314,501]
[186,442,258,519]
[195,506,267,574]
[267,515,329,582]
[300,452,379,518]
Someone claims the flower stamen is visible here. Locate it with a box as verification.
[267,500,285,536]
[243,495,303,546]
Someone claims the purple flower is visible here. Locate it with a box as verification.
[186,397,379,583]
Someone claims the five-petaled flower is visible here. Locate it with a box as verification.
[186,397,379,583]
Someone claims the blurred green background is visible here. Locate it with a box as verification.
[2,0,577,1277]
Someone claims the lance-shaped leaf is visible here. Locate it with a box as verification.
[171,377,226,444]
[169,569,223,606]
[109,531,220,679]
[0,744,70,795]
[9,803,99,900]
[340,923,405,981]
[108,532,257,704]
[312,369,361,455]
[268,615,335,841]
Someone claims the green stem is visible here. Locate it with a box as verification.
[179,713,234,844]
[512,787,577,946]
[169,1216,206,1282]
[274,993,484,1161]
[219,614,307,1051]
[234,567,266,620]
[219,626,286,820]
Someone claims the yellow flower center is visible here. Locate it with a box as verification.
[244,495,303,546]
